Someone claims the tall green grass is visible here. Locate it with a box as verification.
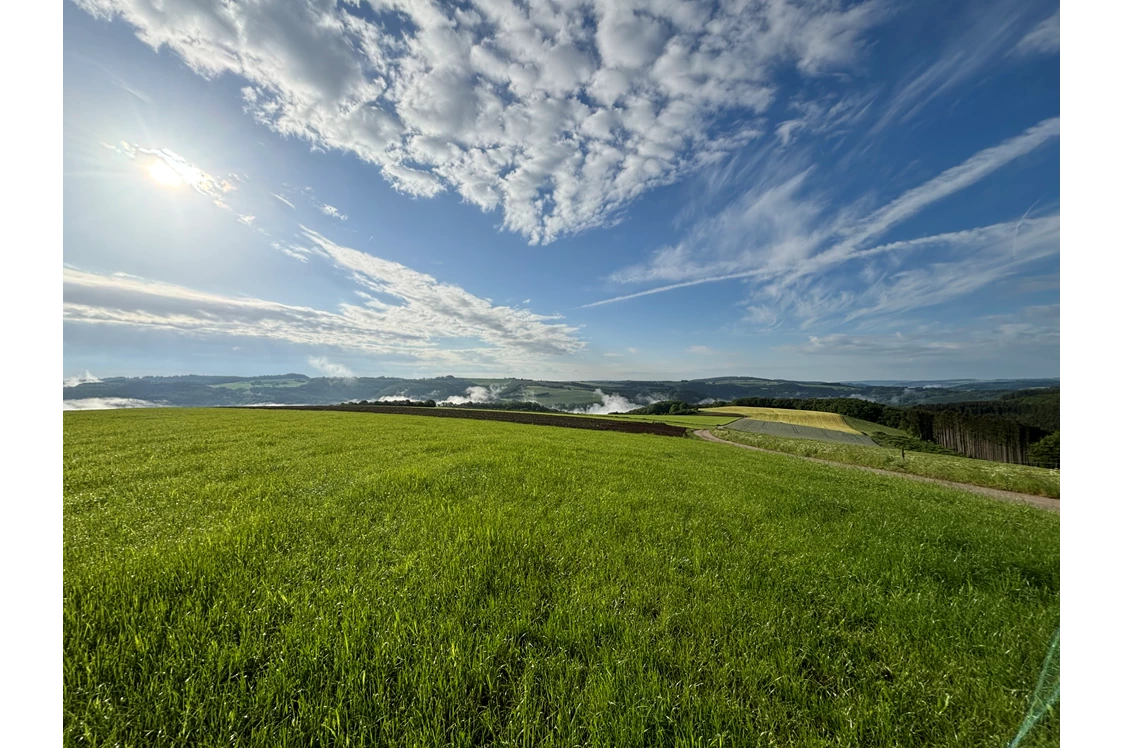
[712,426,1060,499]
[65,409,1059,746]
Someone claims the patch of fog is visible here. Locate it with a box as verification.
[698,397,716,405]
[439,385,502,405]
[566,389,649,415]
[63,397,164,411]
[64,370,101,387]
[376,393,410,402]
[876,389,917,405]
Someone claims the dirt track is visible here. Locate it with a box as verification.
[242,404,690,437]
[695,430,1059,512]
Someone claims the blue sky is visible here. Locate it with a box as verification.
[63,0,1060,382]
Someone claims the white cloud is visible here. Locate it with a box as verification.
[62,231,584,366]
[307,356,354,378]
[567,389,647,415]
[786,304,1059,359]
[271,192,296,209]
[1016,11,1060,56]
[105,141,237,199]
[76,0,889,244]
[836,216,1060,324]
[591,118,1060,314]
[63,397,164,410]
[64,370,101,387]
[320,204,348,221]
[840,118,1059,254]
[873,1,1052,129]
[439,385,501,405]
[773,92,876,147]
[300,227,582,356]
[686,345,714,354]
[272,241,316,263]
[109,76,151,103]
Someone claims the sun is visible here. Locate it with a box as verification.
[146,160,184,187]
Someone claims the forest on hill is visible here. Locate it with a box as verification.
[666,389,1060,468]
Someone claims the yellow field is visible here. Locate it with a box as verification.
[700,406,861,434]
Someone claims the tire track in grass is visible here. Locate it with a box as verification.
[694,429,1059,512]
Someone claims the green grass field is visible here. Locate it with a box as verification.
[842,416,911,438]
[711,427,1060,499]
[65,409,1059,746]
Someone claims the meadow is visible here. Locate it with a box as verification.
[701,406,859,433]
[711,427,1061,499]
[65,409,1059,746]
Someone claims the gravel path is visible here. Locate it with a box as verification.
[695,429,1059,512]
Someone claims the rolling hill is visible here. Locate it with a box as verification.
[63,373,1060,411]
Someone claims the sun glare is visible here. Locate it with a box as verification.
[147,160,184,187]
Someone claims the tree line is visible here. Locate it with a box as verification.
[672,393,1060,468]
[625,401,701,416]
[915,388,1059,432]
[443,401,559,413]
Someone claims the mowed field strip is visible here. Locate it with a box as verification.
[724,417,878,446]
[702,406,862,433]
[64,409,1059,747]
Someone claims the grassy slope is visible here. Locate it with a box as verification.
[712,427,1060,499]
[842,416,911,438]
[702,406,860,434]
[842,416,962,456]
[65,410,1059,747]
[514,385,603,407]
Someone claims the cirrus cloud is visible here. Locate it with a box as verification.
[63,228,584,367]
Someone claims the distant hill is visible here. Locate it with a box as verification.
[844,378,1059,392]
[63,374,1059,411]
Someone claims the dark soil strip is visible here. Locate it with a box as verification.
[239,404,690,437]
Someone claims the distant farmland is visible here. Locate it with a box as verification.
[65,409,1059,746]
[723,417,878,446]
[701,406,878,446]
[702,406,861,433]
